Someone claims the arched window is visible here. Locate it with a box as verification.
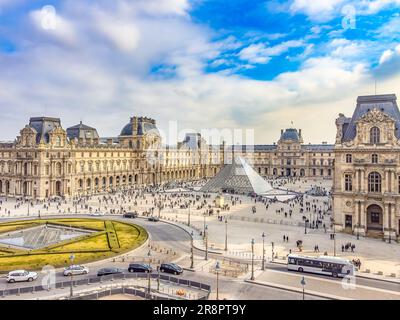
[345,154,352,163]
[370,127,380,144]
[371,154,378,164]
[368,172,381,193]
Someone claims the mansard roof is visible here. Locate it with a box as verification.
[28,117,62,143]
[342,94,399,142]
[66,121,99,140]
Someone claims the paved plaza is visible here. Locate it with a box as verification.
[0,177,398,280]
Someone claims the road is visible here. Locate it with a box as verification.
[0,214,398,300]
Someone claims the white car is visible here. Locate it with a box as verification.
[63,265,89,276]
[7,270,38,283]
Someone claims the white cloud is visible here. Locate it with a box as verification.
[0,0,399,145]
[289,0,346,21]
[238,40,304,64]
[379,49,394,64]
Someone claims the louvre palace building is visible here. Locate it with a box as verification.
[0,114,335,200]
[333,94,400,240]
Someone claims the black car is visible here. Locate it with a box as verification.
[97,267,124,277]
[159,263,183,275]
[148,216,159,222]
[123,212,138,218]
[128,263,152,273]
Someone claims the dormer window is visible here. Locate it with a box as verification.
[370,127,380,144]
[372,154,378,164]
[345,154,352,163]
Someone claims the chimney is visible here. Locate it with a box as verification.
[299,129,302,137]
[107,138,113,145]
[132,117,138,135]
[281,129,283,135]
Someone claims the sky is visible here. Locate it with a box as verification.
[0,0,399,144]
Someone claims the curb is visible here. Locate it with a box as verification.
[243,279,344,300]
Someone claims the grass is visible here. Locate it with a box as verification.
[0,218,148,272]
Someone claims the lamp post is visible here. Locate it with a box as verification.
[333,220,336,257]
[250,238,255,280]
[224,218,228,251]
[190,231,194,269]
[301,276,306,300]
[205,225,208,260]
[157,266,160,291]
[203,212,206,239]
[147,250,151,295]
[261,232,266,271]
[188,203,191,226]
[271,241,275,263]
[215,261,220,300]
[69,253,75,298]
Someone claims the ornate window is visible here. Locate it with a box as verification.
[368,172,381,193]
[370,127,380,144]
[345,154,352,163]
[371,154,378,164]
[344,174,352,191]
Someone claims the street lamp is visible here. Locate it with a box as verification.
[301,276,306,300]
[188,203,191,226]
[205,225,208,260]
[147,250,151,295]
[190,231,194,269]
[224,218,228,251]
[69,253,75,298]
[333,219,336,257]
[261,232,266,271]
[156,266,160,291]
[215,261,220,300]
[250,238,255,280]
[203,212,207,239]
[271,241,275,263]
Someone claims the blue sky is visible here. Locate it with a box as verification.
[0,0,399,143]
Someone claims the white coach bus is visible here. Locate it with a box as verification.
[287,254,355,278]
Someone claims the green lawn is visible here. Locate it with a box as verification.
[0,218,148,272]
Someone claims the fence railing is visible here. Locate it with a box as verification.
[0,272,211,299]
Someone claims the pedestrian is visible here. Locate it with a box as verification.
[341,244,344,252]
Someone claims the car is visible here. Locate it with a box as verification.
[90,212,104,216]
[123,212,138,218]
[128,263,152,273]
[7,270,38,283]
[97,267,124,277]
[63,265,89,276]
[159,263,183,275]
[148,216,159,222]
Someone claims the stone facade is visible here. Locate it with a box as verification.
[0,116,223,199]
[226,128,334,178]
[0,116,334,200]
[333,94,400,241]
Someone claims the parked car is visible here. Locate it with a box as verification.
[97,267,124,277]
[159,263,183,275]
[128,263,152,273]
[123,212,138,218]
[148,216,159,222]
[63,265,89,276]
[7,270,38,283]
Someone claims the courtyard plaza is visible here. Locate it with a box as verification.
[0,177,398,281]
